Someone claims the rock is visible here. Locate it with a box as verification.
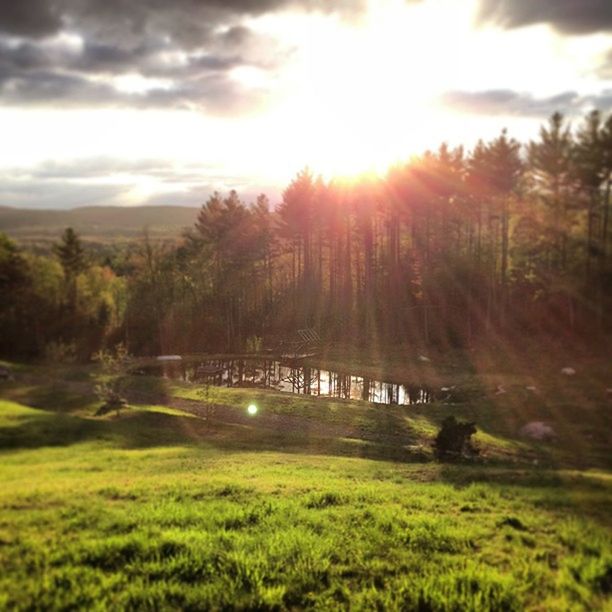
[561,367,576,376]
[520,421,556,441]
[526,385,537,392]
[495,385,507,395]
[418,355,431,362]
[157,355,182,361]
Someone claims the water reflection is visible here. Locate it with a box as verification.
[136,358,438,405]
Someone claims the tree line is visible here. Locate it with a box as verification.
[1,110,611,359]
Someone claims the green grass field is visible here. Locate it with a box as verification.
[0,358,611,610]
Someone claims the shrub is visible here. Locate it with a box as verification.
[92,343,130,416]
[45,340,77,363]
[433,416,479,461]
[245,335,263,353]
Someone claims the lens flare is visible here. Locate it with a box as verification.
[247,404,258,415]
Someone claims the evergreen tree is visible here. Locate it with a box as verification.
[528,112,575,272]
[574,110,606,280]
[53,227,87,309]
[278,168,316,324]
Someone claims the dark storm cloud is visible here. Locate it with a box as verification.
[441,89,612,118]
[0,0,365,41]
[0,0,363,112]
[0,0,61,38]
[0,30,268,113]
[222,26,252,47]
[478,0,612,34]
[0,37,246,79]
[0,68,268,115]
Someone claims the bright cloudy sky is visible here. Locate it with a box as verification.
[1,0,611,208]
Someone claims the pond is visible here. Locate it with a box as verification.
[134,357,444,405]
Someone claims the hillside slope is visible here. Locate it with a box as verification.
[0,361,610,610]
[0,205,199,241]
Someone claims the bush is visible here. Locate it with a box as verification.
[94,388,128,416]
[433,416,479,461]
[92,343,130,416]
[245,335,263,353]
[45,340,77,364]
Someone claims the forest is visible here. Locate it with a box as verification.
[1,110,611,360]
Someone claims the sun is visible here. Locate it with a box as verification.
[247,0,481,180]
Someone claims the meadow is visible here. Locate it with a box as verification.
[0,354,611,610]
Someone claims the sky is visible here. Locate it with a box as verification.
[0,0,611,209]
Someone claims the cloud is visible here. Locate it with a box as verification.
[0,68,269,114]
[587,90,612,110]
[477,0,612,35]
[142,183,282,208]
[141,185,231,208]
[0,35,252,79]
[0,28,274,114]
[0,157,281,209]
[0,0,363,113]
[0,0,61,38]
[0,0,366,42]
[5,157,186,180]
[441,89,612,118]
[597,49,612,79]
[0,179,129,209]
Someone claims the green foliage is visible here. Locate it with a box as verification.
[121,110,612,355]
[44,340,77,363]
[0,229,125,359]
[92,343,130,415]
[2,108,612,358]
[53,227,87,311]
[245,335,263,353]
[92,342,129,373]
[0,232,28,290]
[25,253,63,305]
[196,384,215,422]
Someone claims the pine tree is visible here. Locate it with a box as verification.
[278,168,316,324]
[574,110,605,281]
[53,227,86,309]
[528,112,574,272]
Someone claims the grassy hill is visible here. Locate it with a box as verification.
[0,205,199,245]
[0,356,610,609]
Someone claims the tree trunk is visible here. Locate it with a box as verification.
[500,197,509,327]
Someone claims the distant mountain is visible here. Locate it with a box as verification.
[0,205,200,241]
